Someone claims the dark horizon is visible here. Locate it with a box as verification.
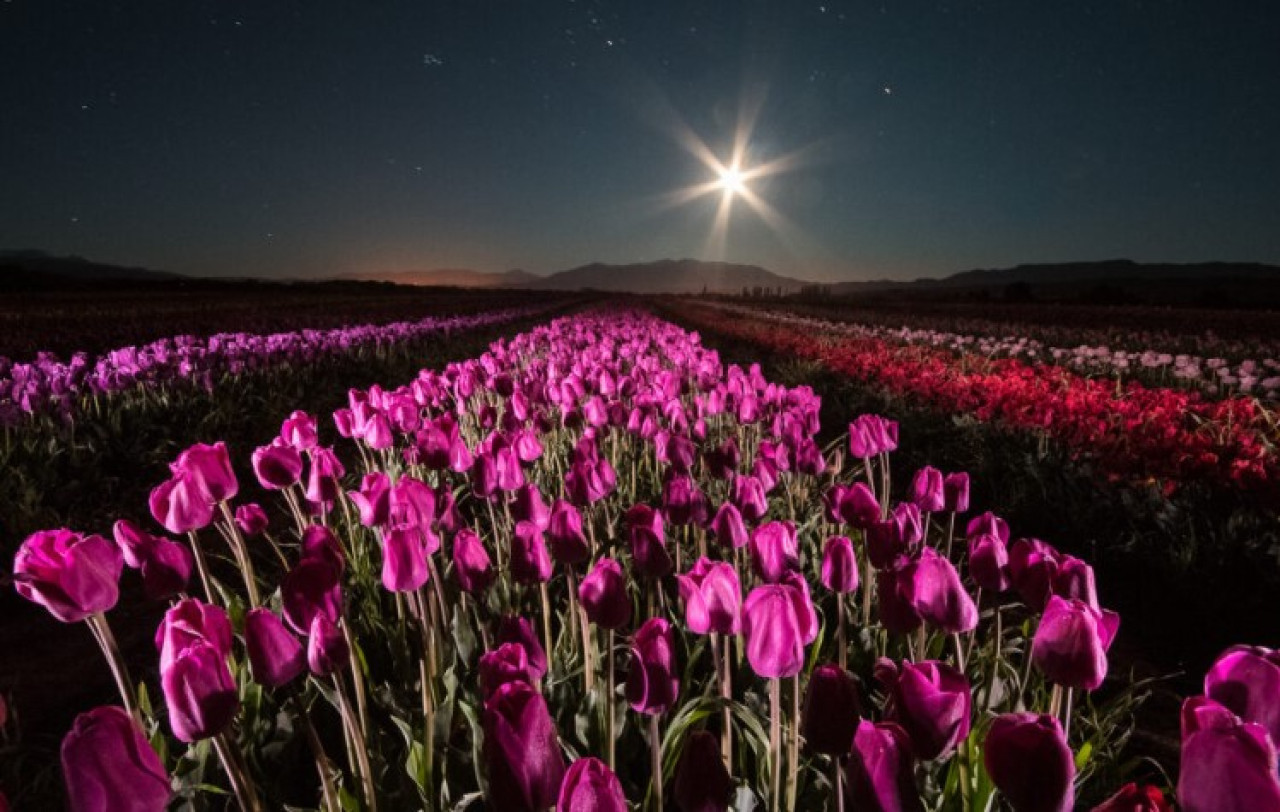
[3,1,1279,282]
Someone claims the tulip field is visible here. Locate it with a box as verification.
[4,302,1280,810]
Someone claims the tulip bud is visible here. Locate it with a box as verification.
[282,558,343,635]
[579,558,631,630]
[673,729,733,812]
[742,581,818,679]
[749,520,799,583]
[149,475,214,534]
[162,639,239,742]
[511,520,553,584]
[557,757,627,812]
[1203,645,1280,751]
[663,473,709,526]
[349,472,391,527]
[906,548,978,634]
[381,524,430,592]
[252,440,303,489]
[877,560,923,635]
[61,706,171,812]
[497,616,548,681]
[480,642,535,697]
[245,607,306,688]
[801,663,860,755]
[877,658,971,760]
[909,466,944,512]
[155,598,233,672]
[111,519,156,569]
[175,441,238,504]
[234,503,269,537]
[512,484,552,531]
[821,535,859,594]
[984,713,1074,812]
[304,446,345,505]
[845,720,923,812]
[483,681,566,812]
[838,483,881,529]
[966,511,1009,543]
[1051,555,1098,609]
[676,558,742,636]
[968,532,1011,593]
[301,524,345,573]
[307,614,350,676]
[627,617,679,715]
[546,499,589,565]
[280,409,318,450]
[942,472,970,513]
[1178,696,1280,812]
[139,536,193,601]
[1009,538,1062,610]
[453,529,495,594]
[731,474,768,521]
[1031,596,1120,691]
[710,501,749,549]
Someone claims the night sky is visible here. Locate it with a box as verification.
[2,0,1278,282]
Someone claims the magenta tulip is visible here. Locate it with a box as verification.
[579,558,631,630]
[13,529,122,622]
[244,607,306,688]
[557,757,627,812]
[906,548,978,634]
[909,466,944,512]
[845,720,923,812]
[161,639,239,742]
[968,532,1011,592]
[943,472,970,512]
[1031,595,1120,691]
[453,529,495,594]
[966,511,1009,543]
[673,729,733,812]
[877,561,923,635]
[731,474,768,521]
[877,658,971,760]
[627,617,679,715]
[155,598,233,672]
[280,409,318,451]
[381,524,430,592]
[676,557,742,636]
[480,642,536,697]
[253,440,303,489]
[837,483,881,529]
[742,580,818,679]
[749,520,799,583]
[483,680,567,812]
[511,519,553,584]
[801,663,861,755]
[1009,538,1062,610]
[1204,645,1280,750]
[984,713,1074,812]
[281,558,343,635]
[663,473,709,526]
[497,616,548,681]
[710,501,749,549]
[174,441,238,504]
[304,446,345,504]
[307,614,350,676]
[233,503,269,537]
[821,535,859,594]
[349,472,391,526]
[546,499,589,565]
[1178,696,1280,812]
[149,475,214,534]
[61,705,172,812]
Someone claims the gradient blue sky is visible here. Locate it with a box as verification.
[2,0,1278,281]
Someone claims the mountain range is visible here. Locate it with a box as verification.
[4,251,1279,299]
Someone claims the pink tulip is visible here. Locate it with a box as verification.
[13,529,122,622]
[877,658,971,760]
[245,607,306,688]
[161,639,238,742]
[511,520,553,584]
[742,580,818,679]
[984,713,1074,812]
[821,535,859,594]
[676,557,742,636]
[579,558,631,630]
[252,440,303,490]
[1031,595,1120,691]
[453,529,495,594]
[61,706,171,812]
[1178,696,1280,812]
[626,617,679,715]
[845,720,923,812]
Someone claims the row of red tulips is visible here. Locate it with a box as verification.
[670,302,1279,499]
[7,310,1279,810]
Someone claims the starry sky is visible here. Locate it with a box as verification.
[2,0,1278,282]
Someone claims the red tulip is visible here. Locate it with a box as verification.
[13,529,122,622]
[61,705,171,812]
[1090,783,1173,812]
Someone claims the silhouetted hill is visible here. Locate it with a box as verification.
[829,259,1280,295]
[344,268,538,288]
[526,259,810,293]
[0,250,183,285]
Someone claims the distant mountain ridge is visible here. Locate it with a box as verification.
[0,250,182,282]
[344,268,538,288]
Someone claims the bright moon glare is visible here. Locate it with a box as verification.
[718,165,747,196]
